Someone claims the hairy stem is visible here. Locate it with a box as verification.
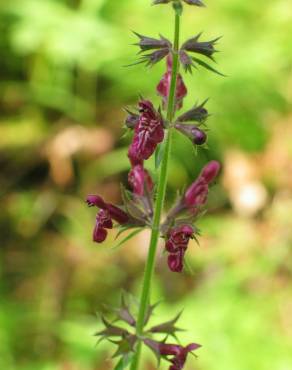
[129,10,181,370]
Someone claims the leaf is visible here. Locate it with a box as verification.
[111,228,144,250]
[111,335,137,358]
[114,354,134,370]
[148,311,184,336]
[184,255,195,275]
[144,300,162,325]
[120,185,146,221]
[155,142,165,169]
[192,57,225,76]
[113,294,136,326]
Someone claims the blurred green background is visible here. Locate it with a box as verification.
[1,0,292,369]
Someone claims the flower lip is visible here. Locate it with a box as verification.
[86,194,107,209]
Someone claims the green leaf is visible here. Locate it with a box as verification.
[192,57,225,76]
[114,353,134,370]
[111,228,144,250]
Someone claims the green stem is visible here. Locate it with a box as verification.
[129,10,181,370]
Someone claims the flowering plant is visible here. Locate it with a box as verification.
[86,0,222,369]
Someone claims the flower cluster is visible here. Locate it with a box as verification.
[163,160,220,272]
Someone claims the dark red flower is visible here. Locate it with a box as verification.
[167,250,185,273]
[86,194,107,209]
[128,164,154,196]
[93,209,113,243]
[128,100,164,164]
[184,160,220,208]
[157,56,187,110]
[86,194,130,243]
[159,342,201,370]
[144,338,201,370]
[165,225,194,272]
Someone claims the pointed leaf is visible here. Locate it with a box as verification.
[112,294,136,326]
[111,335,137,358]
[95,316,129,338]
[144,301,161,325]
[192,57,225,76]
[148,311,184,335]
[114,354,134,370]
[111,228,144,250]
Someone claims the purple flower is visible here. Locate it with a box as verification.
[128,100,164,165]
[165,225,194,272]
[86,194,129,224]
[184,160,220,208]
[159,342,201,370]
[86,194,130,243]
[128,164,154,196]
[86,194,107,209]
[157,56,187,110]
[93,209,113,243]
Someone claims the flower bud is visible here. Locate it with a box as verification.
[184,177,208,208]
[132,32,171,67]
[157,56,187,110]
[201,160,220,183]
[128,164,154,196]
[176,100,208,123]
[179,50,194,73]
[175,123,207,145]
[181,33,219,60]
[184,161,220,208]
[134,32,171,51]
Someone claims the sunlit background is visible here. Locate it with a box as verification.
[1,0,292,369]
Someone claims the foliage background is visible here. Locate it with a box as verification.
[0,0,292,369]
